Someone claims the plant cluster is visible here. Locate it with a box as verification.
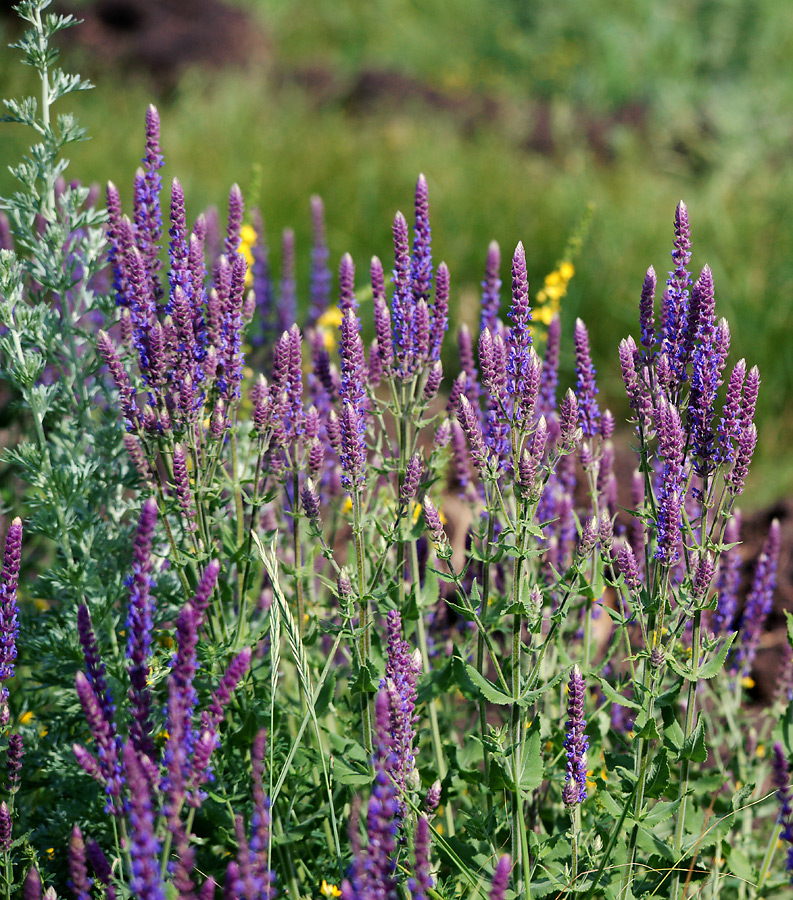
[0,3,791,899]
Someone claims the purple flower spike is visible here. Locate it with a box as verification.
[224,183,244,260]
[168,177,191,314]
[340,400,367,491]
[192,559,221,625]
[401,453,423,502]
[123,741,166,900]
[539,313,561,416]
[639,266,656,354]
[489,855,512,900]
[558,389,581,452]
[457,395,489,477]
[409,815,434,900]
[506,241,533,400]
[308,195,332,326]
[86,840,115,896]
[69,825,91,900]
[77,604,116,736]
[339,252,357,314]
[616,542,642,596]
[562,665,589,806]
[0,517,22,719]
[374,293,394,374]
[278,228,297,334]
[411,173,433,306]
[573,318,601,436]
[711,512,742,634]
[661,201,693,387]
[654,399,686,565]
[740,365,761,433]
[382,611,420,803]
[772,743,793,875]
[173,443,197,533]
[391,211,413,377]
[134,105,164,301]
[735,519,781,675]
[480,240,502,334]
[717,358,746,464]
[22,867,42,900]
[6,734,22,793]
[430,261,449,362]
[126,498,158,761]
[0,803,10,853]
[199,878,217,900]
[726,423,757,497]
[75,671,123,814]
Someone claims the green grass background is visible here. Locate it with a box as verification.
[2,0,793,505]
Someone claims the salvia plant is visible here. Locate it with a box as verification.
[0,2,791,899]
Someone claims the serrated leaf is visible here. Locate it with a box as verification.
[519,716,543,791]
[464,663,514,705]
[644,748,671,799]
[597,676,642,711]
[728,846,757,882]
[642,798,681,827]
[697,632,737,679]
[679,716,707,762]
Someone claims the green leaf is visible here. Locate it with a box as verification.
[642,798,682,827]
[727,846,757,883]
[697,632,737,679]
[679,716,707,762]
[464,663,514,705]
[349,661,379,695]
[597,676,642,711]
[644,748,671,799]
[519,716,544,791]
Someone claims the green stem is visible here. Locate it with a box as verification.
[410,540,454,837]
[671,609,703,900]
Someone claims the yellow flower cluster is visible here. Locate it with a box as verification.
[238,224,257,288]
[533,260,575,326]
[316,306,344,352]
[320,881,341,898]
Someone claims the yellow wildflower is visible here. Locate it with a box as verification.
[412,502,422,524]
[317,306,344,353]
[756,744,766,758]
[19,711,33,726]
[238,224,257,288]
[33,598,50,612]
[46,848,55,860]
[559,261,575,281]
[320,881,342,899]
[741,676,755,690]
[586,769,597,792]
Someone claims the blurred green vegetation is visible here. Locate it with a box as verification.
[2,0,793,505]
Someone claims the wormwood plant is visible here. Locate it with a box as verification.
[0,3,792,899]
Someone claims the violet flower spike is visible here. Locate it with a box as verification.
[251,208,274,351]
[562,665,589,806]
[639,265,657,354]
[134,105,164,301]
[573,318,601,436]
[711,512,742,634]
[168,177,191,314]
[0,517,21,720]
[539,313,561,416]
[69,825,92,900]
[489,855,512,900]
[224,183,244,260]
[391,211,413,376]
[0,803,10,853]
[278,227,297,334]
[339,252,357,315]
[123,741,166,900]
[735,519,781,675]
[654,399,685,565]
[411,173,433,307]
[409,815,434,900]
[771,743,793,874]
[661,201,693,387]
[173,443,198,533]
[6,734,22,794]
[77,604,117,734]
[308,194,332,326]
[126,498,158,760]
[506,241,533,400]
[430,260,449,362]
[480,239,502,334]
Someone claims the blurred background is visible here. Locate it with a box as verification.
[1,0,793,506]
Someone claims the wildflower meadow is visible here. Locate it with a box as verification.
[0,2,792,898]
